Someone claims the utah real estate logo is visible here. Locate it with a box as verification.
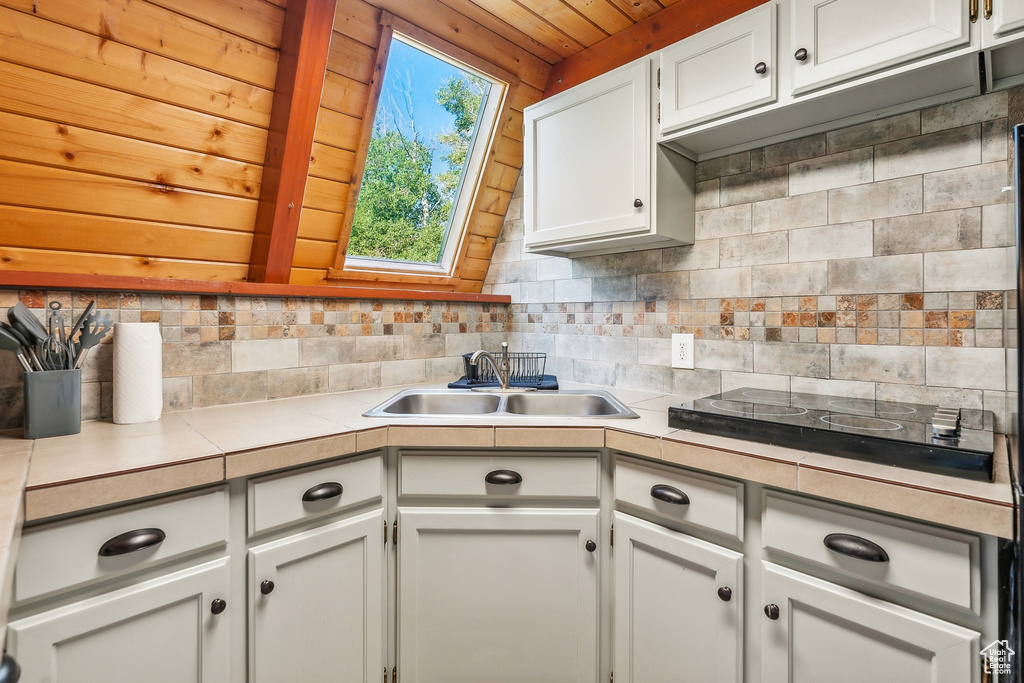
[981,639,1015,676]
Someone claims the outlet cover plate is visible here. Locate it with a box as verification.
[671,333,694,369]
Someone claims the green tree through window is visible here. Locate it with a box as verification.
[348,37,492,265]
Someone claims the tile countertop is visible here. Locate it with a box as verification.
[0,380,1014,625]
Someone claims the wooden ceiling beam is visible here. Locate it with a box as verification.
[543,0,766,98]
[248,0,339,284]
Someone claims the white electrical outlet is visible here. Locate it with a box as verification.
[671,333,694,369]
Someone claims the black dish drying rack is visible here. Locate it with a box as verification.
[447,351,557,390]
[462,351,546,385]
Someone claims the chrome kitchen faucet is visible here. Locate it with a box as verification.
[469,342,511,390]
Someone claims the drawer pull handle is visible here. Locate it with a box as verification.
[823,533,889,563]
[794,47,808,61]
[302,482,343,503]
[754,61,767,75]
[764,604,780,620]
[261,580,275,595]
[210,598,227,615]
[650,484,689,506]
[98,528,166,557]
[485,469,522,485]
[0,653,20,683]
[585,540,597,553]
[718,586,732,602]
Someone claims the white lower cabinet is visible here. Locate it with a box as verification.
[612,512,743,683]
[396,507,600,683]
[761,562,980,683]
[248,509,385,683]
[8,557,232,683]
[6,448,999,683]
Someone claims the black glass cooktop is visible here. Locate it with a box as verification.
[667,388,995,481]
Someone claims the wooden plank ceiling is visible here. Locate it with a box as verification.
[0,0,756,296]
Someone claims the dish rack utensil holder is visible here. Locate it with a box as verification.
[461,351,547,386]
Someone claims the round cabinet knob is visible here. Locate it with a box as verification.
[585,540,597,553]
[633,198,643,208]
[764,604,780,620]
[260,580,275,595]
[754,61,768,75]
[210,598,227,615]
[717,586,732,602]
[794,48,808,62]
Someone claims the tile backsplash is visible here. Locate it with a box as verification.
[486,88,1024,430]
[2,88,1021,433]
[0,291,508,429]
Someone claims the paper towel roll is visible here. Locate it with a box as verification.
[113,322,163,424]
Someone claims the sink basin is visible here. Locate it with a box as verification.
[363,389,637,418]
[375,391,500,416]
[504,392,635,417]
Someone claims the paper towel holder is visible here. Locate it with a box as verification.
[112,322,163,425]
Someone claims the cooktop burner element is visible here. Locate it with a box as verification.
[667,388,995,481]
[819,414,903,431]
[827,398,917,415]
[708,399,809,417]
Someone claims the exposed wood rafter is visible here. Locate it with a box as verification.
[543,0,766,97]
[248,0,339,284]
[327,15,395,276]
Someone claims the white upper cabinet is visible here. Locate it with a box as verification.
[523,57,695,257]
[660,3,776,135]
[658,0,987,159]
[789,0,969,95]
[982,0,1024,90]
[524,59,650,251]
[984,0,1024,43]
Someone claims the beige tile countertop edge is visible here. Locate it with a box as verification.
[3,382,1015,536]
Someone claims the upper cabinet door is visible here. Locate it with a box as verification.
[790,0,970,95]
[523,59,650,251]
[659,3,776,135]
[987,0,1024,43]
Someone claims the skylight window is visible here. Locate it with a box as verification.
[346,33,504,273]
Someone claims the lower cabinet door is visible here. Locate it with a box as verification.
[613,512,743,683]
[397,507,600,683]
[7,557,231,683]
[249,509,385,683]
[761,563,980,683]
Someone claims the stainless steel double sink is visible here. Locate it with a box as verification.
[363,388,638,419]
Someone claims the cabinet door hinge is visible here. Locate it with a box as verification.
[657,103,660,124]
[393,666,398,683]
[610,672,614,683]
[384,520,388,545]
[384,666,388,683]
[610,524,614,547]
[657,68,660,89]
[392,520,398,545]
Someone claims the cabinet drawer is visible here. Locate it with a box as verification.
[15,487,228,603]
[248,452,383,536]
[762,492,979,612]
[400,452,600,501]
[614,456,743,541]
